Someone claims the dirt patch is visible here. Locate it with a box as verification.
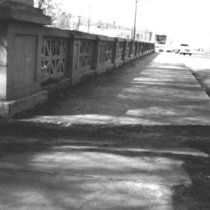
[190,70,210,97]
[173,156,210,210]
[187,56,210,98]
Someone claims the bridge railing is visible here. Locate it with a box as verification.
[0,1,155,118]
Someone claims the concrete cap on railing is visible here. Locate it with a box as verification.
[0,0,33,6]
[70,30,97,40]
[115,37,127,42]
[97,35,115,42]
[0,0,43,15]
[0,0,51,25]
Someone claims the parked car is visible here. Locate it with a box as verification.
[179,44,192,56]
[155,43,165,52]
[174,44,192,56]
[165,45,173,53]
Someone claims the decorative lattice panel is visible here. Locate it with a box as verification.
[126,42,131,57]
[138,42,141,53]
[118,42,124,59]
[79,40,93,68]
[41,38,67,78]
[100,42,113,64]
[132,43,136,56]
[140,42,143,53]
[136,43,139,54]
[104,42,113,62]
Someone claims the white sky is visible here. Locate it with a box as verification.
[57,0,210,46]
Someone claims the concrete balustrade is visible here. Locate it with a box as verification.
[0,0,154,118]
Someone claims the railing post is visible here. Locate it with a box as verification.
[139,42,142,55]
[0,0,51,118]
[68,34,80,84]
[124,40,131,63]
[65,38,72,78]
[139,41,141,55]
[114,38,125,68]
[124,40,129,63]
[112,38,118,64]
[92,37,99,70]
[122,40,126,61]
[130,41,134,59]
[136,41,139,57]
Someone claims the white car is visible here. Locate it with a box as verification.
[175,44,192,56]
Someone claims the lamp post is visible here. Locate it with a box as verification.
[133,0,139,40]
[87,4,91,33]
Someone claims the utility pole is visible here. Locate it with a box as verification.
[87,5,91,33]
[77,16,81,31]
[133,0,139,40]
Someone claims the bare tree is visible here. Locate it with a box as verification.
[37,0,44,8]
[34,0,45,9]
[34,0,62,25]
[56,12,72,29]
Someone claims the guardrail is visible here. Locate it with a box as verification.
[0,1,154,118]
[40,27,154,85]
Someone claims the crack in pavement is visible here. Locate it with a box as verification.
[0,167,191,187]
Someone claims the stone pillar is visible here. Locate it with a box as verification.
[69,37,81,84]
[0,21,7,101]
[122,40,126,60]
[112,38,118,64]
[142,42,145,54]
[114,39,125,68]
[92,37,99,71]
[124,41,129,63]
[0,0,34,6]
[0,1,51,118]
[135,41,139,57]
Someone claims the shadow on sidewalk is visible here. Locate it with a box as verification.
[10,52,210,126]
[0,126,210,209]
[14,53,160,119]
[1,53,210,209]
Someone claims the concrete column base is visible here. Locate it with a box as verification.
[115,60,124,68]
[0,90,48,118]
[42,78,71,94]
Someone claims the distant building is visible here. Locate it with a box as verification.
[135,31,153,41]
[154,34,167,45]
[79,26,132,39]
[150,33,168,52]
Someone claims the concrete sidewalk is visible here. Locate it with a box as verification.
[0,145,201,210]
[19,52,210,126]
[1,53,210,210]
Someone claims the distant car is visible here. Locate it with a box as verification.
[158,47,164,52]
[155,44,165,52]
[179,48,192,56]
[173,46,181,53]
[165,46,173,53]
[179,44,192,56]
[174,44,192,56]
